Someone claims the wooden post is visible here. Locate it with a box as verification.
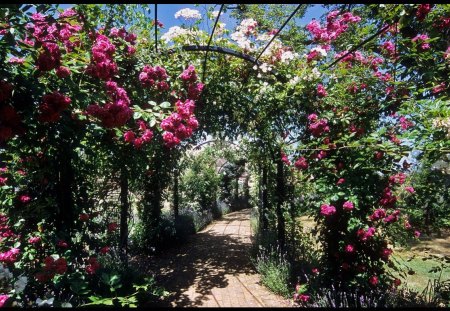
[120,164,129,265]
[276,159,286,249]
[173,167,179,220]
[261,163,269,230]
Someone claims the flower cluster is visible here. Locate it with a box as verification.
[281,151,291,166]
[412,34,430,51]
[161,100,199,148]
[294,157,308,170]
[231,18,258,52]
[39,91,71,123]
[398,116,414,130]
[342,201,354,211]
[26,10,82,73]
[86,33,118,80]
[174,8,202,20]
[85,257,101,275]
[308,114,330,137]
[109,27,137,46]
[139,65,169,91]
[381,41,397,58]
[356,227,376,242]
[160,26,190,44]
[0,248,19,264]
[320,204,336,216]
[307,46,328,62]
[158,65,203,148]
[306,11,361,43]
[0,214,18,243]
[86,81,132,128]
[389,172,406,185]
[432,82,446,94]
[317,84,327,97]
[123,120,153,149]
[416,4,432,21]
[35,256,67,282]
[0,295,8,307]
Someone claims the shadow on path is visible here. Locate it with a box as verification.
[132,209,290,307]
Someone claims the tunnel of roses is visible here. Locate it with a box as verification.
[0,3,449,308]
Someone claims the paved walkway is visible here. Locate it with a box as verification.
[136,209,291,307]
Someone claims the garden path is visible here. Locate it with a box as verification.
[136,209,292,307]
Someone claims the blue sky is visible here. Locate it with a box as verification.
[59,4,326,34]
[155,4,325,31]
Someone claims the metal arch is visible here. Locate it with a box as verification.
[167,45,288,83]
[155,4,158,53]
[202,4,225,81]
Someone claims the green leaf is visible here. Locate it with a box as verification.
[149,118,156,127]
[160,101,171,108]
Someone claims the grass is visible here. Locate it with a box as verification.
[391,249,450,292]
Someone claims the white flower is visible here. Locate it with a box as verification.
[259,63,272,73]
[14,276,28,294]
[260,39,283,59]
[160,26,189,43]
[312,67,321,78]
[174,8,202,20]
[215,22,226,36]
[256,33,273,41]
[231,31,254,51]
[234,18,258,36]
[211,10,222,19]
[288,76,301,85]
[280,50,298,64]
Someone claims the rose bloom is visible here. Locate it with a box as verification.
[298,294,310,302]
[342,201,354,211]
[405,186,415,194]
[320,204,336,216]
[369,275,378,286]
[108,222,118,232]
[19,194,31,203]
[345,244,355,253]
[100,246,110,254]
[28,236,41,244]
[57,240,68,248]
[79,213,89,221]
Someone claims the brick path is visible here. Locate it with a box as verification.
[137,209,292,307]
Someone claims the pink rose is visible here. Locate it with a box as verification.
[320,204,336,216]
[342,201,354,211]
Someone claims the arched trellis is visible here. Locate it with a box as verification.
[166,45,288,83]
[158,4,305,84]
